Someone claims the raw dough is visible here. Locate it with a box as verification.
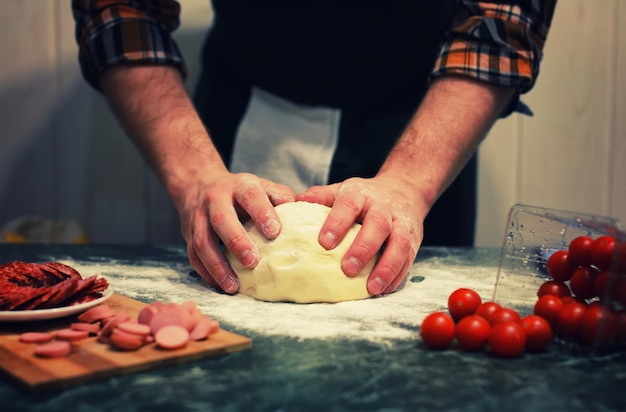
[226,201,374,303]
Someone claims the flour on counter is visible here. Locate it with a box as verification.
[66,257,498,344]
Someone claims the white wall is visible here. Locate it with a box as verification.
[476,0,626,245]
[0,0,213,243]
[0,1,624,246]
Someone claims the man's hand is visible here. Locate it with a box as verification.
[299,76,516,296]
[177,171,295,294]
[297,173,425,296]
[100,65,296,293]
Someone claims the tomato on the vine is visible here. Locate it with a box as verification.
[488,307,521,326]
[546,250,577,282]
[522,314,553,351]
[534,294,563,325]
[569,266,597,300]
[488,321,526,357]
[556,301,587,338]
[537,280,571,298]
[568,236,595,266]
[591,235,616,270]
[420,312,455,349]
[447,288,482,321]
[455,315,491,351]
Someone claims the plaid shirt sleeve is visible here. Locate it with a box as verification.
[72,0,187,90]
[431,0,557,99]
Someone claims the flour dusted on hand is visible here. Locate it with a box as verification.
[226,201,374,303]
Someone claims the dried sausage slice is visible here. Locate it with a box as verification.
[0,261,109,310]
[41,262,82,280]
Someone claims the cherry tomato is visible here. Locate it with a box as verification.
[420,312,456,349]
[546,250,577,282]
[593,270,610,301]
[569,266,597,300]
[556,301,587,338]
[579,302,617,346]
[534,294,563,325]
[521,314,553,351]
[614,278,626,307]
[591,235,616,270]
[488,321,526,358]
[488,307,521,326]
[475,302,502,321]
[560,296,586,305]
[613,311,626,344]
[537,280,571,298]
[447,288,482,321]
[568,236,595,266]
[455,315,491,351]
[616,241,626,273]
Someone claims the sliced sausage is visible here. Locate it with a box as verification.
[56,328,90,341]
[137,305,160,326]
[70,322,101,335]
[100,311,131,337]
[155,325,190,350]
[116,321,151,338]
[110,328,145,351]
[78,303,116,323]
[189,316,212,341]
[149,309,189,336]
[35,340,71,357]
[208,319,220,335]
[19,331,55,343]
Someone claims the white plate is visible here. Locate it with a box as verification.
[0,286,113,322]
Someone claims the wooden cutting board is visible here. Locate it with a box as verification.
[0,293,252,393]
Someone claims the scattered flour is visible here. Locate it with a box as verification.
[65,255,498,345]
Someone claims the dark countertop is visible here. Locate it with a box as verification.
[1,244,625,412]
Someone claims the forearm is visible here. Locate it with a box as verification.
[99,64,296,293]
[99,65,228,203]
[378,75,515,212]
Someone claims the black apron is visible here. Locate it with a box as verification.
[193,0,476,247]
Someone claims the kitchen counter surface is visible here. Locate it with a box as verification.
[1,244,625,411]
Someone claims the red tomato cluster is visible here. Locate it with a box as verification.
[420,288,551,357]
[419,234,626,356]
[535,235,626,346]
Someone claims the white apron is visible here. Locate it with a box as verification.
[230,87,341,193]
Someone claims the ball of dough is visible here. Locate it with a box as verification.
[226,201,374,303]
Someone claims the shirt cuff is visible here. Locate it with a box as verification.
[430,35,540,94]
[78,18,187,91]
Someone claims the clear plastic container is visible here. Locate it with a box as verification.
[493,204,623,309]
[492,204,626,348]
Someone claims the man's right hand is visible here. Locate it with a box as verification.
[100,65,295,293]
[176,171,295,293]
